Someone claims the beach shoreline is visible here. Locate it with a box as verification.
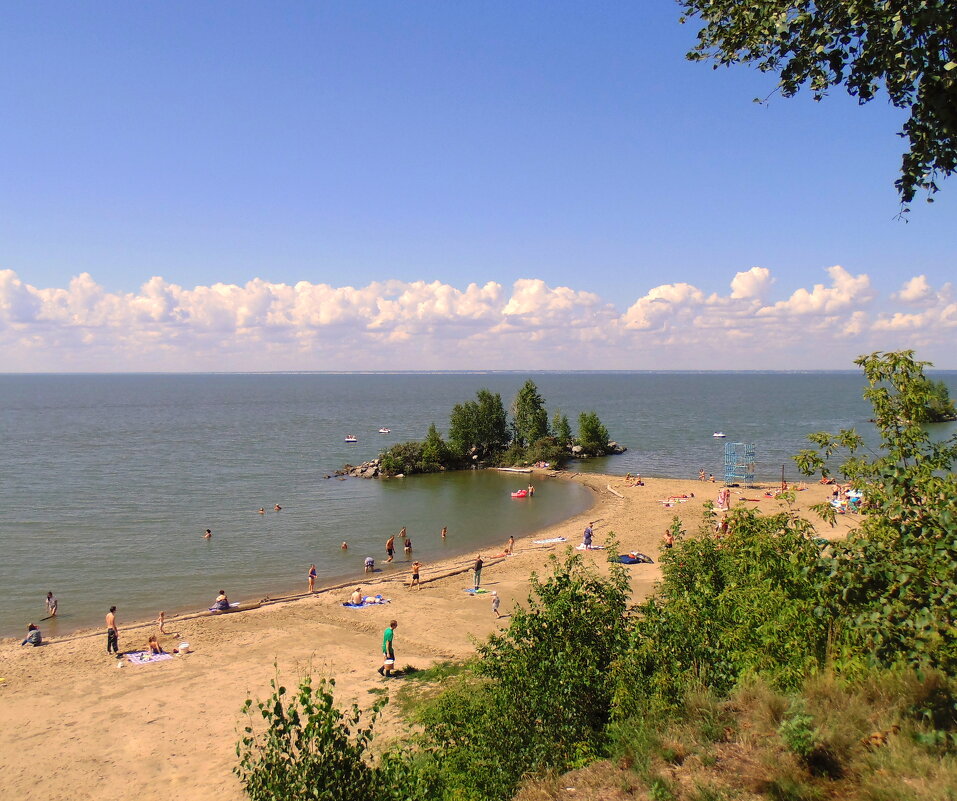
[4,469,596,643]
[0,472,856,801]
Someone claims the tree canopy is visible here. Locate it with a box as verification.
[679,1,957,205]
[510,380,550,448]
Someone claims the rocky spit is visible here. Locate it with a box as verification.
[335,441,627,479]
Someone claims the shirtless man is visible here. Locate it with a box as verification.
[409,561,422,590]
[106,606,119,656]
[441,526,447,540]
[203,529,212,539]
[385,534,395,563]
[350,587,363,605]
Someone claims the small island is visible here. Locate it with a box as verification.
[338,379,625,479]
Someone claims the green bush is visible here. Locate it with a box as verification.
[616,507,831,714]
[236,674,414,801]
[416,548,631,800]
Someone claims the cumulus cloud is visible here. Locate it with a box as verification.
[0,266,954,370]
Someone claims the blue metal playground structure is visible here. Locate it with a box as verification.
[723,441,756,487]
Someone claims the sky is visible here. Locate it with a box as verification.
[1,1,954,371]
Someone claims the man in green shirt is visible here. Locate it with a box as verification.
[378,619,397,677]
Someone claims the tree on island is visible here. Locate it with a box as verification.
[510,380,550,448]
[577,411,610,456]
[679,1,957,206]
[552,410,572,450]
[917,377,957,422]
[448,389,510,462]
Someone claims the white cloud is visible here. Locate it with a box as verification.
[730,266,773,300]
[892,275,935,305]
[0,266,954,370]
[757,265,874,317]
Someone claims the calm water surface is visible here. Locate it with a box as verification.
[1,372,954,637]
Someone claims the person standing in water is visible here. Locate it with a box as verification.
[308,564,317,592]
[385,534,395,563]
[106,606,119,656]
[203,529,212,539]
[440,526,447,540]
[45,591,58,618]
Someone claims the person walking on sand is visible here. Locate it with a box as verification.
[491,591,501,618]
[504,535,514,555]
[45,591,58,618]
[473,554,484,590]
[385,534,395,563]
[409,561,422,590]
[157,610,168,634]
[378,619,397,677]
[583,523,594,550]
[308,564,317,592]
[106,606,119,656]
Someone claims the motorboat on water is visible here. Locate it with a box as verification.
[712,432,727,438]
[511,489,528,498]
[378,427,391,434]
[344,435,358,443]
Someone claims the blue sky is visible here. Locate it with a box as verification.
[1,2,954,370]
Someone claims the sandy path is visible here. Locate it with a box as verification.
[0,472,854,801]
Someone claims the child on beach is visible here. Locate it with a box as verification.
[45,592,58,617]
[308,564,317,592]
[157,611,168,634]
[491,591,501,618]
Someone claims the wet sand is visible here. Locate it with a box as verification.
[0,472,855,801]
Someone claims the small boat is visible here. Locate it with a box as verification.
[344,435,358,443]
[511,489,528,498]
[378,427,391,434]
[712,432,726,438]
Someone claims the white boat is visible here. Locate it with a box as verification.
[378,427,391,434]
[344,435,358,443]
[712,432,726,438]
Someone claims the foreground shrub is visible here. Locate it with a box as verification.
[416,549,631,799]
[236,674,431,801]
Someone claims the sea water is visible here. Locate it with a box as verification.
[1,372,954,636]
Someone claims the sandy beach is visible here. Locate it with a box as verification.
[0,472,856,801]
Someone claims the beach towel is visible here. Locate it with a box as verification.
[125,651,174,665]
[342,595,390,609]
[575,544,605,550]
[464,588,489,594]
[533,537,566,544]
[616,553,654,565]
